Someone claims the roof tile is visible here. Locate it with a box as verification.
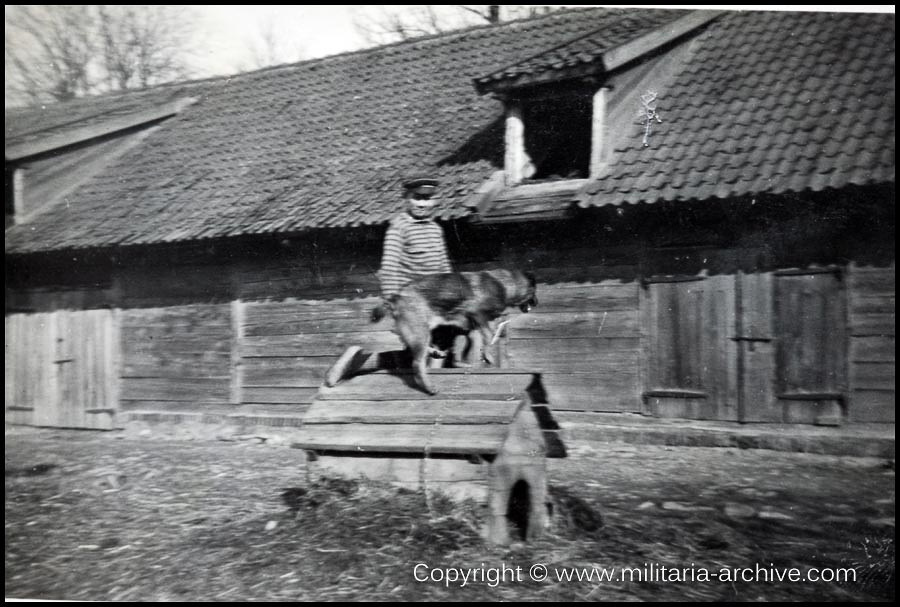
[5,9,894,255]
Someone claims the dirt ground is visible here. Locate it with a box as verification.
[5,428,895,601]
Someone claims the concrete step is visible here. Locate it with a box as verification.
[557,412,895,459]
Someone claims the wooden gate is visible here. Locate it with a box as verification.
[773,269,847,424]
[641,274,739,420]
[640,268,849,423]
[6,309,118,429]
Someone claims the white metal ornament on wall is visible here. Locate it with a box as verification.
[638,90,663,147]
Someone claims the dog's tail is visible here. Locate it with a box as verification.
[370,295,399,323]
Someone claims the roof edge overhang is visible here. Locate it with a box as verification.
[5,96,197,161]
[474,9,724,95]
[472,179,587,224]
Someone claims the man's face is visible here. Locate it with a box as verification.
[406,190,437,219]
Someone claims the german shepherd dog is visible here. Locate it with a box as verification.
[371,269,538,394]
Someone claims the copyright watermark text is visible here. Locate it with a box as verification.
[413,562,857,587]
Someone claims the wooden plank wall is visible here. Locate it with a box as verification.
[847,263,895,422]
[236,250,382,302]
[239,298,400,411]
[454,240,647,414]
[504,280,642,412]
[119,304,232,411]
[9,222,894,426]
[234,247,398,412]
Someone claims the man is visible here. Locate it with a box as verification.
[378,176,451,297]
[324,175,456,387]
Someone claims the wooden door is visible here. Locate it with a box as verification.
[642,275,739,420]
[734,271,778,422]
[6,309,118,429]
[773,269,847,424]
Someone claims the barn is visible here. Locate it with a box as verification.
[5,8,895,433]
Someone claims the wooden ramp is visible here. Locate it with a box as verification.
[292,368,567,545]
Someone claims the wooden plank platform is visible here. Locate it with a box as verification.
[293,369,566,458]
[302,399,523,425]
[315,368,542,401]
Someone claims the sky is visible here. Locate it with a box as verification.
[5,5,895,106]
[185,5,508,77]
[176,5,898,78]
[189,5,369,76]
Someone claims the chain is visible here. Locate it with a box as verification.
[420,365,473,516]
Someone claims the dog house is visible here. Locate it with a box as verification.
[292,368,566,545]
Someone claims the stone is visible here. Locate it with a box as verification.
[724,503,756,519]
[819,515,857,525]
[867,517,895,528]
[662,501,712,512]
[758,510,795,521]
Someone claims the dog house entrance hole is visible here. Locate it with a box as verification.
[506,479,531,540]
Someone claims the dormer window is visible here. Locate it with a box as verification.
[503,84,606,187]
[520,90,593,181]
[475,10,721,190]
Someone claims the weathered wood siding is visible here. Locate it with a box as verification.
[7,197,895,426]
[735,272,778,422]
[848,264,895,422]
[6,313,54,426]
[233,245,394,410]
[238,298,401,410]
[642,274,739,421]
[119,304,232,411]
[506,281,642,412]
[6,309,117,429]
[773,270,847,424]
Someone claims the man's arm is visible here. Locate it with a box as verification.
[379,219,405,297]
[436,227,451,274]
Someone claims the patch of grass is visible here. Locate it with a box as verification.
[5,463,57,477]
[5,434,894,601]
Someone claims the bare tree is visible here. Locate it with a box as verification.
[97,6,196,90]
[353,5,557,46]
[6,6,96,104]
[6,5,198,106]
[245,16,305,70]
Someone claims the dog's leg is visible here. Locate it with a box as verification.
[395,313,436,395]
[467,314,498,366]
[483,318,511,366]
[410,340,436,394]
[479,324,496,365]
[445,331,471,368]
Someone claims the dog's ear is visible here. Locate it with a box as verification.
[370,304,387,323]
[371,295,400,322]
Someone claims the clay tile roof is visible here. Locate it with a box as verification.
[474,9,685,92]
[579,10,894,209]
[7,8,620,254]
[5,8,894,255]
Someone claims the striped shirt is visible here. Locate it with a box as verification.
[378,213,451,297]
